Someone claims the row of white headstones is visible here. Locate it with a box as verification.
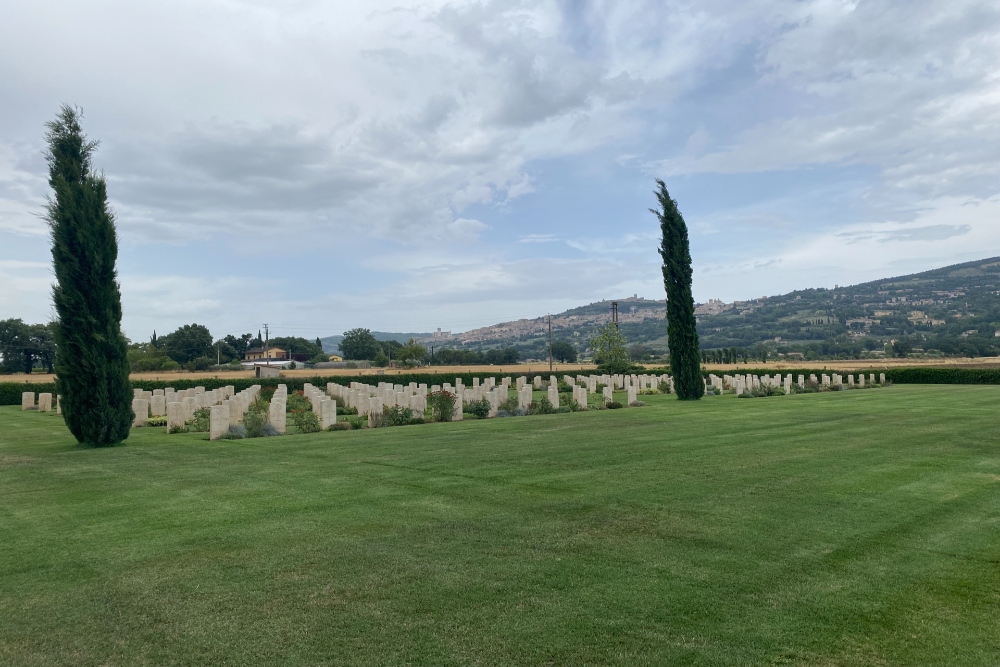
[23,370,884,440]
[706,372,887,394]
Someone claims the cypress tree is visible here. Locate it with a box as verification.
[45,106,133,446]
[652,179,702,400]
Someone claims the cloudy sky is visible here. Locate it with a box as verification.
[2,0,999,341]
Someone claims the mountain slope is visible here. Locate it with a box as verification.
[322,258,1000,360]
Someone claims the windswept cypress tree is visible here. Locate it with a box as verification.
[652,179,702,400]
[45,106,133,445]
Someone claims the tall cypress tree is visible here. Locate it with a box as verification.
[652,179,702,400]
[45,105,133,446]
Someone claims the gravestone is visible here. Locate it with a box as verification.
[880,373,886,384]
[602,386,613,404]
[150,395,166,417]
[227,398,242,427]
[21,392,34,410]
[38,393,52,412]
[319,399,336,429]
[166,402,184,432]
[209,404,230,441]
[132,398,149,427]
[269,397,286,434]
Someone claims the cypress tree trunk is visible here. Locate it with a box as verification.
[45,106,133,446]
[653,179,702,400]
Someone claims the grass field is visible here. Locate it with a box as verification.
[1,386,998,665]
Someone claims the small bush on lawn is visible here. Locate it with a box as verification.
[556,406,571,413]
[347,416,367,430]
[291,409,321,433]
[596,383,608,394]
[558,394,585,412]
[188,408,211,432]
[629,400,647,407]
[146,416,167,427]
[528,397,556,415]
[218,425,247,440]
[658,380,671,394]
[498,396,519,413]
[327,422,352,431]
[372,406,414,428]
[513,408,528,417]
[337,405,358,416]
[606,401,623,409]
[243,406,274,438]
[168,424,188,434]
[557,381,573,393]
[428,391,456,422]
[465,398,491,419]
[286,391,312,413]
[496,410,512,418]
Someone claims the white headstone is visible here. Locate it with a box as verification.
[132,398,149,427]
[210,404,230,441]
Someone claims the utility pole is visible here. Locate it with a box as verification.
[548,314,553,372]
[611,301,619,328]
[217,342,220,366]
[263,323,269,366]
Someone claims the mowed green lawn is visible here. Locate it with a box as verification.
[1,386,999,666]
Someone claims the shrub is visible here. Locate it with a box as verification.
[217,425,247,440]
[286,391,312,413]
[556,406,572,413]
[327,422,352,431]
[629,400,647,407]
[146,415,167,427]
[336,405,358,416]
[372,406,414,428]
[291,409,321,433]
[496,410,512,418]
[168,424,188,434]
[243,407,272,438]
[465,398,491,419]
[528,397,556,415]
[185,356,214,372]
[188,408,210,432]
[606,401,623,409]
[513,408,528,416]
[558,394,585,411]
[498,396,519,413]
[657,380,672,394]
[347,416,367,430]
[428,390,456,422]
[596,383,608,394]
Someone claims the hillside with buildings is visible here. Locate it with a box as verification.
[325,257,1000,361]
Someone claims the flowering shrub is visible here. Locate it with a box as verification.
[427,390,456,422]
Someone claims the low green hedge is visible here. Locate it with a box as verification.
[0,382,57,406]
[4,367,998,406]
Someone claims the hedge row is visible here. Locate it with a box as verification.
[4,367,999,406]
